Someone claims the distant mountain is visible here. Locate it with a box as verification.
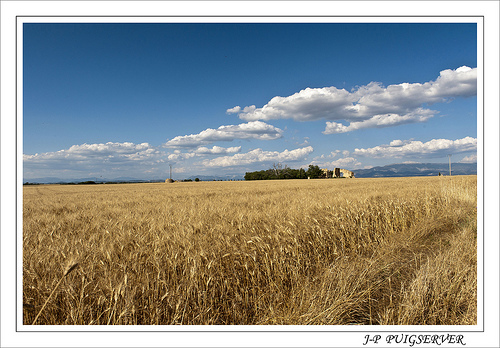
[23,176,66,184]
[353,162,477,178]
[22,163,476,184]
[23,174,244,184]
[186,174,244,181]
[22,176,155,184]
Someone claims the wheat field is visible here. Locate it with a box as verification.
[22,176,477,325]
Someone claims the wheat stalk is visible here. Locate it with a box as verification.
[31,261,79,325]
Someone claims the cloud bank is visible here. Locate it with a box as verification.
[167,146,241,161]
[227,66,476,133]
[23,142,162,163]
[23,142,165,178]
[459,154,477,163]
[310,150,362,170]
[353,136,477,158]
[323,109,436,134]
[311,157,362,170]
[164,121,283,148]
[201,146,314,167]
[194,146,241,155]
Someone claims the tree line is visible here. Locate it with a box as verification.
[244,163,324,181]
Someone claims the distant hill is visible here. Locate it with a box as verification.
[23,174,244,184]
[22,163,477,184]
[22,177,162,184]
[23,176,66,184]
[186,174,244,181]
[353,162,477,178]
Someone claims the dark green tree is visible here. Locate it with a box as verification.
[306,165,322,179]
[245,164,321,180]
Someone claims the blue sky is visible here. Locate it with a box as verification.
[23,22,478,180]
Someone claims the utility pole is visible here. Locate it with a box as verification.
[448,154,452,176]
[169,164,172,180]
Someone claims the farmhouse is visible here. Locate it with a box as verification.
[339,169,355,178]
[321,168,355,178]
[321,168,333,178]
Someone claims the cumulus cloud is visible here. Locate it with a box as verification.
[201,146,314,167]
[234,88,354,122]
[325,157,362,168]
[226,106,241,114]
[311,150,362,169]
[353,136,477,158]
[23,142,166,178]
[163,121,283,148]
[229,66,476,133]
[460,154,477,163]
[23,142,162,163]
[167,152,196,161]
[194,146,241,155]
[390,140,405,147]
[323,108,436,134]
[166,146,241,164]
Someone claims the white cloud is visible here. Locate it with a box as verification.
[236,87,354,122]
[166,146,241,164]
[194,146,241,155]
[226,106,241,114]
[390,140,405,147]
[167,152,196,161]
[299,137,310,146]
[325,157,362,169]
[201,146,314,167]
[23,142,161,163]
[163,121,283,148]
[322,121,350,134]
[323,108,436,134]
[354,136,477,158]
[351,66,476,116]
[460,154,477,163]
[23,142,166,179]
[229,66,476,133]
[310,150,362,169]
[328,150,350,158]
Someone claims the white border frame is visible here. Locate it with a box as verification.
[2,1,498,347]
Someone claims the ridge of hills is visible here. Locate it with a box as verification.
[352,162,477,178]
[23,162,477,184]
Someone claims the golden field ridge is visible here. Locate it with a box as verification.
[22,176,477,325]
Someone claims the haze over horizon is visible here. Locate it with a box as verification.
[23,22,478,181]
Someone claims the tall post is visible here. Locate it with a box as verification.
[448,154,452,176]
[169,164,172,180]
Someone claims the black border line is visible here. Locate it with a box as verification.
[16,15,485,334]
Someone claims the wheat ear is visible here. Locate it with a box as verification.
[31,262,79,325]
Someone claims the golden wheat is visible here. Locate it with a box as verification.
[23,176,477,325]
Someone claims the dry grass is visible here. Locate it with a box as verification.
[22,176,477,325]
